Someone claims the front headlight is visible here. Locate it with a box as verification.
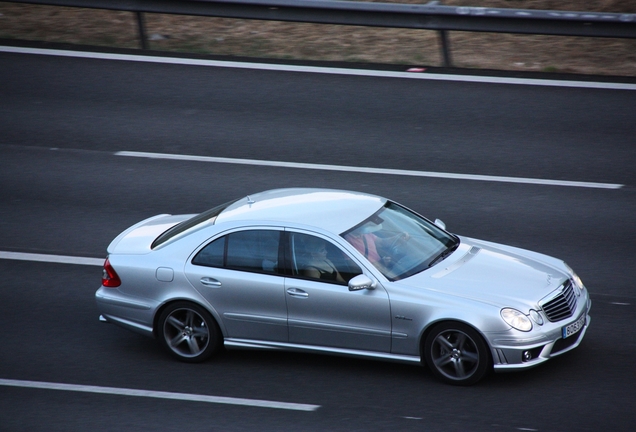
[529,309,544,326]
[565,263,586,295]
[572,273,585,291]
[501,308,533,332]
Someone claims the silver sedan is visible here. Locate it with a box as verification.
[96,188,591,385]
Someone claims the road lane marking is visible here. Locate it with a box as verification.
[0,251,103,266]
[0,378,320,411]
[116,150,623,190]
[2,46,636,91]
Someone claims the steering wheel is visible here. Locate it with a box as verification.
[388,233,408,258]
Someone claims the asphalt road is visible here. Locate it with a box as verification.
[1,49,635,431]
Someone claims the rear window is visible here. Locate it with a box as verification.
[151,199,238,249]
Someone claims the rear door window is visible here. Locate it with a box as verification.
[193,230,282,275]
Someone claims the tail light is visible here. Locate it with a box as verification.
[102,258,121,288]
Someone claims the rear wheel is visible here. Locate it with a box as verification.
[424,322,490,385]
[158,302,220,362]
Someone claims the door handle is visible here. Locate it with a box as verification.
[286,288,309,298]
[200,277,222,287]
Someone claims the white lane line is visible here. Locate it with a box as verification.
[0,251,103,266]
[0,378,319,411]
[2,46,636,91]
[116,150,623,190]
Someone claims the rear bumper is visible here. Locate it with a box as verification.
[95,286,156,337]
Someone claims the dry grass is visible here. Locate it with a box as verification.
[1,0,635,76]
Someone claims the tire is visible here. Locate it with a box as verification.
[157,301,221,363]
[424,322,491,386]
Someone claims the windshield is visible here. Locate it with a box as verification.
[151,198,239,249]
[341,202,459,281]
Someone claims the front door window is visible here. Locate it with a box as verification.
[289,232,362,284]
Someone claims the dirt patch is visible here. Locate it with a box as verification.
[1,0,635,76]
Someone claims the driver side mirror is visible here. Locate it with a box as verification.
[434,219,446,230]
[348,274,375,291]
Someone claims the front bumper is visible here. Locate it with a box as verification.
[490,297,591,371]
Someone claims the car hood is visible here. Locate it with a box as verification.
[107,214,193,255]
[399,237,569,309]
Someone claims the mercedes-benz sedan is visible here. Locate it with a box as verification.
[96,188,591,385]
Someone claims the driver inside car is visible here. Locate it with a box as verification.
[344,224,409,269]
[300,237,346,283]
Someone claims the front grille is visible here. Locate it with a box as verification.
[541,280,577,322]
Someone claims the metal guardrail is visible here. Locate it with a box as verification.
[6,0,636,67]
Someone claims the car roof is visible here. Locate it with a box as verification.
[215,188,386,234]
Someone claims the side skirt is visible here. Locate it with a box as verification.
[224,338,421,365]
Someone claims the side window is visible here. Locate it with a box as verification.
[226,230,280,273]
[192,236,225,267]
[192,230,281,274]
[290,233,362,284]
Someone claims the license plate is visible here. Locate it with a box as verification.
[562,313,586,339]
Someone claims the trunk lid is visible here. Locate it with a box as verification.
[107,214,193,255]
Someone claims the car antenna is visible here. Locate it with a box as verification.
[246,196,255,205]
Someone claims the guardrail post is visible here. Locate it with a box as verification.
[136,11,148,50]
[427,1,452,67]
[439,30,452,67]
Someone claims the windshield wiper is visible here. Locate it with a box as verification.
[428,242,459,268]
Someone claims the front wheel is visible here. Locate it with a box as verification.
[424,322,491,386]
[157,302,221,362]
